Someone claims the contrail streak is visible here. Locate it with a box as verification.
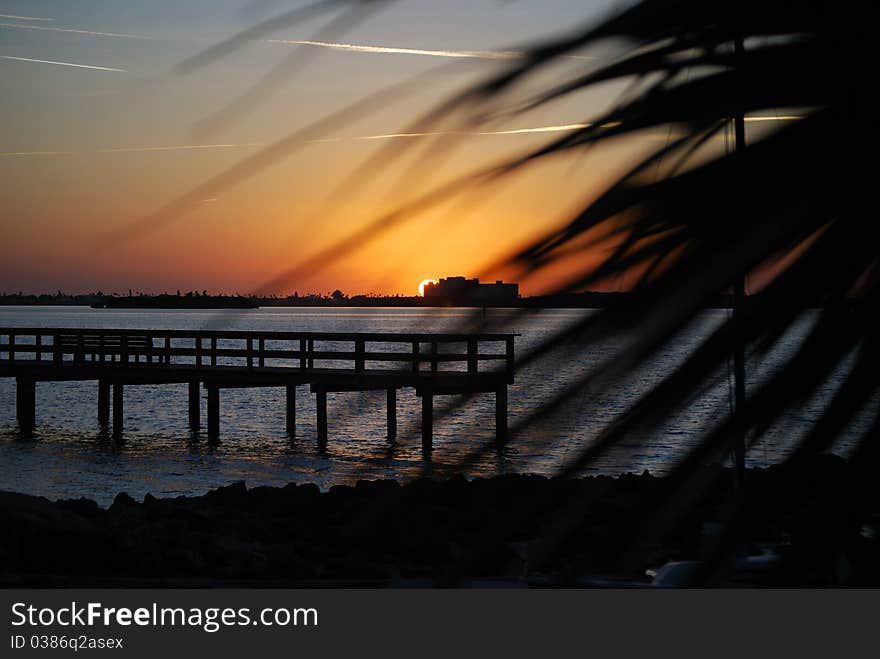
[0,14,54,21]
[0,20,581,64]
[742,115,803,122]
[0,55,127,72]
[316,123,597,142]
[0,117,803,158]
[96,143,262,153]
[1,128,597,158]
[266,38,524,60]
[0,150,73,157]
[478,123,597,135]
[0,55,126,72]
[322,118,790,142]
[0,21,152,39]
[0,144,260,157]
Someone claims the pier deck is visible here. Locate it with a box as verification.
[0,327,516,450]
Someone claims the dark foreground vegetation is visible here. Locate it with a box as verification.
[1,455,877,587]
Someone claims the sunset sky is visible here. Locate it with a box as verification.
[0,0,661,297]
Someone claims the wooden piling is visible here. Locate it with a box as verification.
[467,338,478,376]
[421,388,433,453]
[387,388,397,441]
[188,381,200,429]
[112,383,123,436]
[496,385,509,444]
[15,376,35,433]
[286,384,296,435]
[207,385,219,442]
[316,387,328,448]
[98,380,110,425]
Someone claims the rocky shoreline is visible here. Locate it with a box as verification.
[2,455,878,587]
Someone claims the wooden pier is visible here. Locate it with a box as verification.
[0,327,515,451]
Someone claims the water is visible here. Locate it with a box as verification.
[0,306,874,505]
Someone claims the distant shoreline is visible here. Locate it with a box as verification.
[0,292,749,309]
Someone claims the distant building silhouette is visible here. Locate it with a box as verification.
[423,276,519,306]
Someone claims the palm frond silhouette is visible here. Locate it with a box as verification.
[152,0,878,583]
[424,0,879,583]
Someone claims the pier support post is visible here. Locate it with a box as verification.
[16,377,36,434]
[98,380,110,425]
[496,386,509,445]
[421,388,433,454]
[387,388,397,441]
[188,381,200,429]
[112,383,124,437]
[207,385,219,442]
[316,388,328,448]
[286,385,296,435]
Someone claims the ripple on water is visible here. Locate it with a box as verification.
[0,307,876,505]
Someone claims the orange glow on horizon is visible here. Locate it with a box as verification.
[0,53,653,297]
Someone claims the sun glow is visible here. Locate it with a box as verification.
[418,279,438,296]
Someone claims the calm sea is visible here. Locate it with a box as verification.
[0,306,872,505]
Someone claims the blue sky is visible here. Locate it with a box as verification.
[2,1,618,147]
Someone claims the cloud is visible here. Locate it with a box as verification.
[0,55,127,72]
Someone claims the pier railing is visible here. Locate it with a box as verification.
[2,327,517,445]
[0,328,516,378]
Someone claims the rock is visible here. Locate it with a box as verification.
[0,491,99,535]
[109,492,138,512]
[0,490,111,576]
[296,483,320,498]
[204,481,248,506]
[57,497,102,518]
[328,484,355,497]
[355,479,400,495]
[2,461,876,586]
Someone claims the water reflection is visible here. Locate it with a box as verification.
[0,306,875,504]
